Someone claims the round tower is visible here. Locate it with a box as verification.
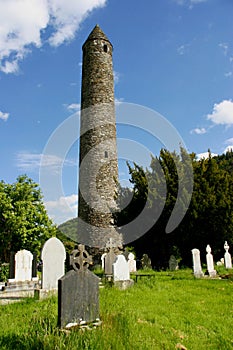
[78,25,122,249]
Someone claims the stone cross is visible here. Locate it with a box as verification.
[106,238,114,250]
[70,244,92,271]
[224,241,232,269]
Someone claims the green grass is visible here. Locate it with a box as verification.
[0,269,233,349]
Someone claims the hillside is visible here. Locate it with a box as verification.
[58,217,78,243]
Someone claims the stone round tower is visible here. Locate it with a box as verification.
[78,25,122,249]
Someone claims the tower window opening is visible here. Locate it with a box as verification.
[103,44,108,53]
[105,151,108,158]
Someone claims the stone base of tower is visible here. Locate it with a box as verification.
[77,219,123,249]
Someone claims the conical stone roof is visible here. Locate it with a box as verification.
[83,24,112,46]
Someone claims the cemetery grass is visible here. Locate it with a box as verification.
[0,269,232,350]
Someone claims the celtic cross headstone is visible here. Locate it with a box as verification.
[58,244,99,328]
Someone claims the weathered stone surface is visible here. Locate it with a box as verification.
[77,25,122,249]
[41,237,66,290]
[58,269,99,328]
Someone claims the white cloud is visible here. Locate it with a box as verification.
[207,100,233,125]
[0,0,107,73]
[224,145,233,153]
[219,42,228,56]
[190,127,207,135]
[67,103,80,112]
[16,152,76,173]
[173,0,208,6]
[196,151,217,160]
[45,194,78,225]
[0,110,9,121]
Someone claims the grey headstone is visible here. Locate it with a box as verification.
[104,250,116,275]
[141,254,152,270]
[41,237,66,290]
[58,244,99,328]
[169,255,178,271]
[58,269,99,328]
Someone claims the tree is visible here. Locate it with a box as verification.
[0,175,57,263]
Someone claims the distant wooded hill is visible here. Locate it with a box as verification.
[58,217,78,243]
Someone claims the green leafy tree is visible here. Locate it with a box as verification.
[0,175,57,263]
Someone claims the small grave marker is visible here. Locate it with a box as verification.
[191,248,204,278]
[224,241,232,269]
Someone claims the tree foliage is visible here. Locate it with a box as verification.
[115,150,233,268]
[0,175,57,263]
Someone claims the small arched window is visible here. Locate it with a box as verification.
[105,151,108,158]
[103,44,108,53]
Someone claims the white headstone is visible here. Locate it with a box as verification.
[206,244,216,277]
[101,253,107,270]
[128,252,136,273]
[15,249,33,282]
[41,237,66,290]
[224,241,232,269]
[191,248,204,278]
[113,255,130,281]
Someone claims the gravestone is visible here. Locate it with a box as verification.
[58,244,99,328]
[206,245,217,277]
[141,254,152,269]
[113,255,130,281]
[112,254,133,290]
[15,249,33,282]
[191,248,204,278]
[104,238,117,275]
[101,253,107,270]
[41,237,66,290]
[169,255,178,271]
[224,241,232,269]
[128,252,137,273]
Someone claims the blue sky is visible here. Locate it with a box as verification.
[0,0,233,225]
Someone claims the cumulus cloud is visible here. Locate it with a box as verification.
[0,110,9,121]
[224,145,233,153]
[207,100,233,125]
[0,0,107,73]
[16,152,76,173]
[196,151,217,160]
[45,194,78,225]
[190,127,207,135]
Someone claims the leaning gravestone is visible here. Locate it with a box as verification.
[128,252,137,273]
[191,248,204,278]
[169,255,178,271]
[224,241,232,269]
[141,254,152,269]
[206,244,217,277]
[41,237,66,290]
[58,244,99,328]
